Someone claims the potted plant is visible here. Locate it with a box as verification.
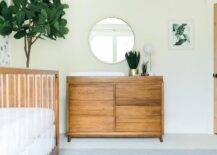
[125,51,140,76]
[141,61,149,76]
[0,0,69,68]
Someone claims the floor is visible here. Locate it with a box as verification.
[60,134,217,155]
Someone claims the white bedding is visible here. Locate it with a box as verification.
[20,125,56,155]
[0,108,55,155]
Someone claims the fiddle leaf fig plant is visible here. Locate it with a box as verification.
[0,0,69,67]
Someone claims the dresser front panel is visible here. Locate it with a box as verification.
[116,84,162,106]
[67,76,164,139]
[69,100,114,116]
[68,84,115,133]
[116,106,161,116]
[116,106,161,132]
[69,84,114,101]
[116,117,161,132]
[70,116,114,133]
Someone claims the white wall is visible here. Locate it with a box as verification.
[11,0,214,134]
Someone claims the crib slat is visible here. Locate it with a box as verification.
[19,75,26,107]
[3,75,7,107]
[8,74,14,107]
[42,75,48,108]
[27,75,35,107]
[35,75,42,107]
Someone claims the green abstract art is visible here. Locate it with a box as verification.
[169,21,193,50]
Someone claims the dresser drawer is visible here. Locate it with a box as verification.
[69,100,114,116]
[116,106,161,116]
[116,84,162,106]
[69,116,114,133]
[69,84,114,100]
[116,106,161,132]
[116,117,161,132]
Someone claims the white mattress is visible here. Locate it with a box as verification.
[20,125,56,155]
[0,108,55,155]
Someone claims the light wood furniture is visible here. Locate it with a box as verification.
[0,67,59,155]
[214,4,217,134]
[66,76,164,142]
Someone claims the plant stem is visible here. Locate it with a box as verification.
[32,34,41,44]
[24,36,32,68]
[24,33,41,68]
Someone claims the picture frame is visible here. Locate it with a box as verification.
[169,20,194,50]
[0,36,10,66]
[0,0,11,66]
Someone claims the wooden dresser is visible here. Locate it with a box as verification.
[66,76,164,142]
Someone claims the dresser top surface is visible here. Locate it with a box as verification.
[67,76,163,84]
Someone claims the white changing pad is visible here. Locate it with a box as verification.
[70,71,125,76]
[0,108,55,155]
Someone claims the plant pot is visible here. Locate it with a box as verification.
[129,69,139,76]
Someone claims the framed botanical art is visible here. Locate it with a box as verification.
[169,20,194,50]
[0,1,11,66]
[0,36,10,66]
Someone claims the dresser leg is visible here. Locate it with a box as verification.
[159,136,163,142]
[67,136,71,142]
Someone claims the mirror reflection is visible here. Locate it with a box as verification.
[89,18,135,64]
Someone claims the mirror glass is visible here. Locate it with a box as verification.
[89,18,135,64]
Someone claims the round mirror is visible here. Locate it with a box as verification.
[89,18,135,64]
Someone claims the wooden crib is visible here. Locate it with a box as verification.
[0,67,59,155]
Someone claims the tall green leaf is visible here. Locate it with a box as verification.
[59,19,67,26]
[14,29,26,39]
[13,0,20,6]
[0,1,7,12]
[54,21,59,31]
[41,9,47,19]
[16,10,25,26]
[9,5,19,14]
[0,21,12,36]
[1,6,12,20]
